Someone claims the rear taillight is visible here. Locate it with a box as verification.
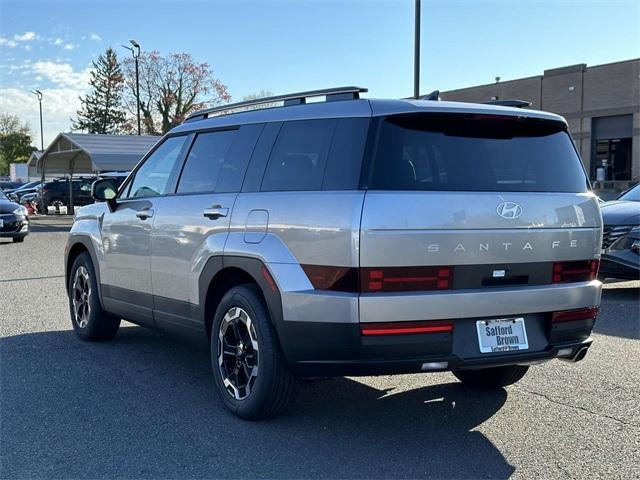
[360,320,454,336]
[551,307,599,323]
[301,265,453,293]
[300,265,358,292]
[552,260,599,283]
[360,266,453,293]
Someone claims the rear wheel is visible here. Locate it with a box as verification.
[211,284,299,420]
[49,198,66,212]
[453,365,529,389]
[68,252,120,341]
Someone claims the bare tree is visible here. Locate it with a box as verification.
[123,51,231,134]
[0,113,30,136]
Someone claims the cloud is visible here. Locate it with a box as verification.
[89,33,102,42]
[0,87,85,148]
[30,61,91,89]
[13,31,38,42]
[0,61,91,147]
[63,43,77,50]
[53,38,63,46]
[0,36,18,48]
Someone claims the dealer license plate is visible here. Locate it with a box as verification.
[476,318,529,353]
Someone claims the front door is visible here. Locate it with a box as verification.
[100,135,190,325]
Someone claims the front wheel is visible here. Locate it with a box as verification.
[68,252,120,341]
[452,365,529,389]
[12,236,25,243]
[211,284,299,420]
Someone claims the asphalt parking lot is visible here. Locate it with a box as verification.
[1,217,639,479]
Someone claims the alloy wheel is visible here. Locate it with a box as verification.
[72,266,91,328]
[217,307,259,400]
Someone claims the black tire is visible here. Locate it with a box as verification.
[49,198,66,212]
[12,237,25,243]
[452,365,529,389]
[68,252,120,341]
[210,284,299,420]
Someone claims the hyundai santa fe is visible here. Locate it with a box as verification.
[65,87,602,420]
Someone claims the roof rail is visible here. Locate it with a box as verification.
[185,86,368,122]
[484,99,532,108]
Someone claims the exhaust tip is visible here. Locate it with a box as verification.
[558,346,589,363]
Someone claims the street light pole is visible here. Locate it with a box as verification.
[31,90,45,213]
[413,0,421,99]
[123,39,141,135]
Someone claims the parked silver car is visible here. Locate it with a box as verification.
[65,87,602,419]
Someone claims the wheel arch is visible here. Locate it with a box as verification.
[199,256,284,345]
[65,236,104,307]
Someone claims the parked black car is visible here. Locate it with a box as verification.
[6,180,41,203]
[0,189,29,242]
[600,197,640,280]
[38,177,97,210]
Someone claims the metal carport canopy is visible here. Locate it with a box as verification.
[33,132,160,175]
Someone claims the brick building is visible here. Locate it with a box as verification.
[439,59,640,194]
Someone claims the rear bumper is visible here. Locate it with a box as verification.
[279,313,596,376]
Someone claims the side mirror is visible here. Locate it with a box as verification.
[91,178,118,211]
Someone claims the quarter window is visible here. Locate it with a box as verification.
[177,130,237,194]
[125,136,188,198]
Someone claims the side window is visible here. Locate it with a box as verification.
[124,136,188,198]
[176,130,237,194]
[260,119,336,192]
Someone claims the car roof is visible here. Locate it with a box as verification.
[169,98,566,135]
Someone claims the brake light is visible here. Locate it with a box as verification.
[361,320,454,336]
[552,260,599,283]
[301,265,358,292]
[552,307,599,323]
[300,265,453,293]
[361,266,453,292]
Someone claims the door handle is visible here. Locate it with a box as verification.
[203,205,228,220]
[135,209,154,220]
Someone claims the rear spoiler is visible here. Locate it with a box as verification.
[484,99,532,108]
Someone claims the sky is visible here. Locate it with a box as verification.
[0,0,639,148]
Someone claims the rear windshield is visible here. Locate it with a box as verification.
[364,113,589,193]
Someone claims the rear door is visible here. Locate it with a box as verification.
[149,124,262,336]
[359,112,601,319]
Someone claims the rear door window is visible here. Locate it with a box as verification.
[260,119,337,192]
[364,113,588,193]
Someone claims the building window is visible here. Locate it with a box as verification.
[591,115,633,181]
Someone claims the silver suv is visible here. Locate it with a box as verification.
[65,87,602,419]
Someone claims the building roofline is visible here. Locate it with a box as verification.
[440,58,640,95]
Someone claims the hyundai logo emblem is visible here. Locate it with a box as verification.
[496,201,523,219]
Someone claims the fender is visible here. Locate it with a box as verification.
[65,234,105,308]
[198,255,284,337]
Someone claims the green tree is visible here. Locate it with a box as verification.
[0,113,36,176]
[72,47,127,134]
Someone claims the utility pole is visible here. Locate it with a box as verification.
[31,90,45,214]
[123,39,142,135]
[414,0,421,99]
